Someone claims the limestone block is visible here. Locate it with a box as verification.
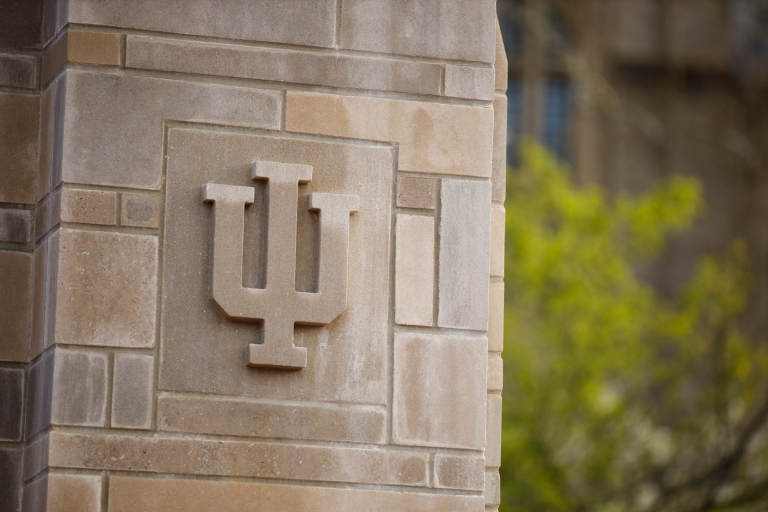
[49,431,428,487]
[111,354,153,429]
[0,250,34,362]
[488,281,505,352]
[340,0,497,63]
[486,395,502,468]
[495,21,508,93]
[47,473,102,512]
[120,194,158,228]
[108,476,485,512]
[0,447,22,512]
[126,35,442,97]
[23,434,49,481]
[395,215,435,327]
[158,396,386,444]
[0,53,37,88]
[68,0,336,48]
[60,188,117,226]
[490,206,506,277]
[0,368,23,441]
[25,349,54,439]
[396,176,437,210]
[51,349,107,427]
[0,208,33,243]
[62,69,281,190]
[160,128,392,404]
[0,92,40,204]
[492,93,508,203]
[433,454,485,491]
[485,471,501,506]
[286,91,494,178]
[56,228,158,348]
[438,179,492,331]
[487,356,503,392]
[444,65,496,101]
[34,189,61,242]
[393,332,487,449]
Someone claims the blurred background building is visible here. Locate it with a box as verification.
[498,0,768,337]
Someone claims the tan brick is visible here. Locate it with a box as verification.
[396,176,437,210]
[490,206,505,277]
[340,0,496,63]
[0,250,34,362]
[47,473,102,512]
[61,188,117,226]
[51,349,108,427]
[487,356,503,392]
[158,396,386,444]
[433,454,485,491]
[108,476,485,512]
[126,35,442,97]
[286,91,493,178]
[69,0,336,48]
[0,92,40,204]
[67,30,120,66]
[0,208,33,243]
[486,395,502,468]
[56,228,158,348]
[62,69,281,190]
[495,21,508,93]
[488,282,504,352]
[484,471,501,506]
[111,353,153,429]
[492,93,508,203]
[438,179,492,331]
[393,332,487,449]
[445,65,495,101]
[49,431,428,487]
[395,214,435,327]
[120,193,158,228]
[0,53,37,88]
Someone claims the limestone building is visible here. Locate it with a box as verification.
[0,1,506,511]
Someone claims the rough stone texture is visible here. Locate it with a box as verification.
[433,454,485,491]
[395,214,435,327]
[109,476,485,512]
[68,0,336,48]
[111,353,153,429]
[396,176,437,210]
[47,473,102,512]
[488,281,505,353]
[51,349,107,427]
[160,127,393,404]
[0,250,34,362]
[486,395,502,468]
[67,29,120,66]
[286,91,494,178]
[60,188,117,226]
[25,349,54,439]
[0,447,23,512]
[34,190,61,242]
[438,179,492,331]
[0,92,40,204]
[0,368,23,441]
[492,93,508,203]
[49,431,428,487]
[0,53,37,89]
[120,194,159,228]
[393,332,487,449]
[0,0,43,50]
[62,69,281,190]
[445,65,496,101]
[158,396,386,444]
[127,35,442,97]
[23,434,49,481]
[485,471,501,506]
[340,0,496,63]
[487,356,503,392]
[490,206,506,278]
[0,208,33,243]
[56,228,158,348]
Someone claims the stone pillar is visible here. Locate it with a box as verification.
[0,1,506,510]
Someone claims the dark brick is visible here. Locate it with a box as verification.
[0,0,44,50]
[0,447,22,512]
[25,350,53,439]
[0,368,23,441]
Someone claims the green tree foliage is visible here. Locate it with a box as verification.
[500,143,768,512]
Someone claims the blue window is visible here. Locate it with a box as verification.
[543,77,572,161]
[507,77,523,166]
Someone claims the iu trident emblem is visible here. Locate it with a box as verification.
[203,160,359,370]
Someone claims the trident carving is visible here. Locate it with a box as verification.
[203,161,359,370]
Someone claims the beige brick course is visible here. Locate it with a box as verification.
[56,228,158,348]
[433,454,486,491]
[445,65,496,101]
[487,356,504,392]
[492,94,509,203]
[485,471,501,506]
[286,91,494,178]
[120,193,159,228]
[488,281,505,352]
[495,21,509,93]
[0,53,37,89]
[486,395,502,468]
[60,188,117,226]
[111,353,154,429]
[393,332,487,449]
[108,476,485,512]
[490,206,506,277]
[395,214,435,327]
[47,473,102,512]
[0,92,40,204]
[0,250,34,362]
[51,349,108,427]
[396,176,437,210]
